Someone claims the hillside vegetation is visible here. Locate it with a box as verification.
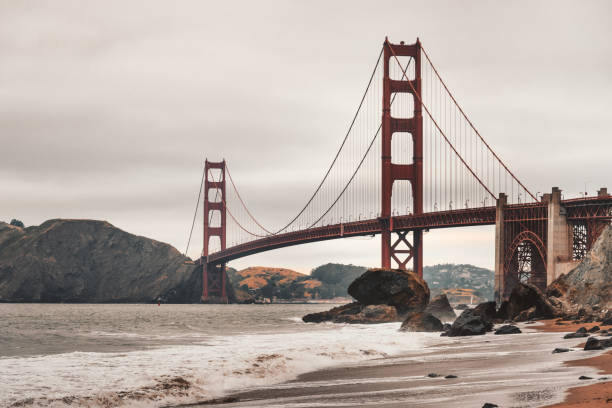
[227,263,494,302]
[424,263,494,301]
[227,267,323,300]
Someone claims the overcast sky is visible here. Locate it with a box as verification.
[2,1,611,273]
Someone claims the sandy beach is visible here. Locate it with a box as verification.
[191,320,610,408]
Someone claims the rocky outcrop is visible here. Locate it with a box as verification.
[547,225,612,314]
[400,312,443,332]
[0,219,209,303]
[424,294,456,322]
[498,283,557,322]
[348,268,429,315]
[472,301,498,322]
[446,309,493,336]
[494,325,521,335]
[304,268,430,324]
[302,302,399,324]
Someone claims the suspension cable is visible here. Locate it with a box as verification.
[184,163,205,256]
[420,45,536,202]
[388,44,496,199]
[225,47,384,236]
[225,165,274,234]
[222,56,412,238]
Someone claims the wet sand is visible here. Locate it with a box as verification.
[533,319,612,408]
[190,323,606,408]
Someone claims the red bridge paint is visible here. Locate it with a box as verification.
[200,38,611,304]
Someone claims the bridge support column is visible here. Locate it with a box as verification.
[380,37,423,277]
[202,159,229,303]
[545,187,572,284]
[494,193,507,304]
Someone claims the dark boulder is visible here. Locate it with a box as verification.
[588,325,601,333]
[455,303,469,310]
[303,302,400,324]
[424,294,456,322]
[563,332,590,339]
[348,268,429,315]
[303,302,362,323]
[602,318,612,326]
[445,374,458,379]
[515,306,537,322]
[494,325,522,335]
[584,337,604,350]
[576,327,587,334]
[552,348,570,353]
[504,283,557,321]
[472,301,497,323]
[446,309,493,337]
[400,312,443,332]
[346,305,399,324]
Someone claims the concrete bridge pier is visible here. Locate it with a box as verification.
[493,193,507,304]
[494,187,578,303]
[544,187,577,283]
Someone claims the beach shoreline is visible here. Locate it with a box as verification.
[532,319,612,408]
[189,320,608,408]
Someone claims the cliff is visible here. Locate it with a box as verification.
[547,225,612,311]
[0,219,204,303]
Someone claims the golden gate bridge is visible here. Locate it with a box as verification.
[185,38,612,304]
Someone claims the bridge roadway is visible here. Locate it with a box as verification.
[204,196,612,265]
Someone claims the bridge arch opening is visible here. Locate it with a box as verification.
[503,231,547,295]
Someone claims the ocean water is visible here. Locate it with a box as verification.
[0,304,431,407]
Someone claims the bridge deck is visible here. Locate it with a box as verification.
[204,196,612,265]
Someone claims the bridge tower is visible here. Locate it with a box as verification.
[381,38,424,277]
[202,159,228,303]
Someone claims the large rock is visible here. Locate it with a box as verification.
[499,282,557,321]
[447,309,493,336]
[547,225,612,312]
[494,325,521,335]
[302,302,399,324]
[0,219,207,303]
[472,301,498,323]
[348,268,430,315]
[400,312,443,332]
[424,294,456,322]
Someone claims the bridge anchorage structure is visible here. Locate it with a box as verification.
[192,37,611,304]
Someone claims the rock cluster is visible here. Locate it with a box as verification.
[303,268,430,324]
[304,225,612,337]
[424,294,457,321]
[400,312,444,332]
[445,309,493,336]
[302,302,399,324]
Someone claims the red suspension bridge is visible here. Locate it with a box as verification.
[187,38,611,304]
